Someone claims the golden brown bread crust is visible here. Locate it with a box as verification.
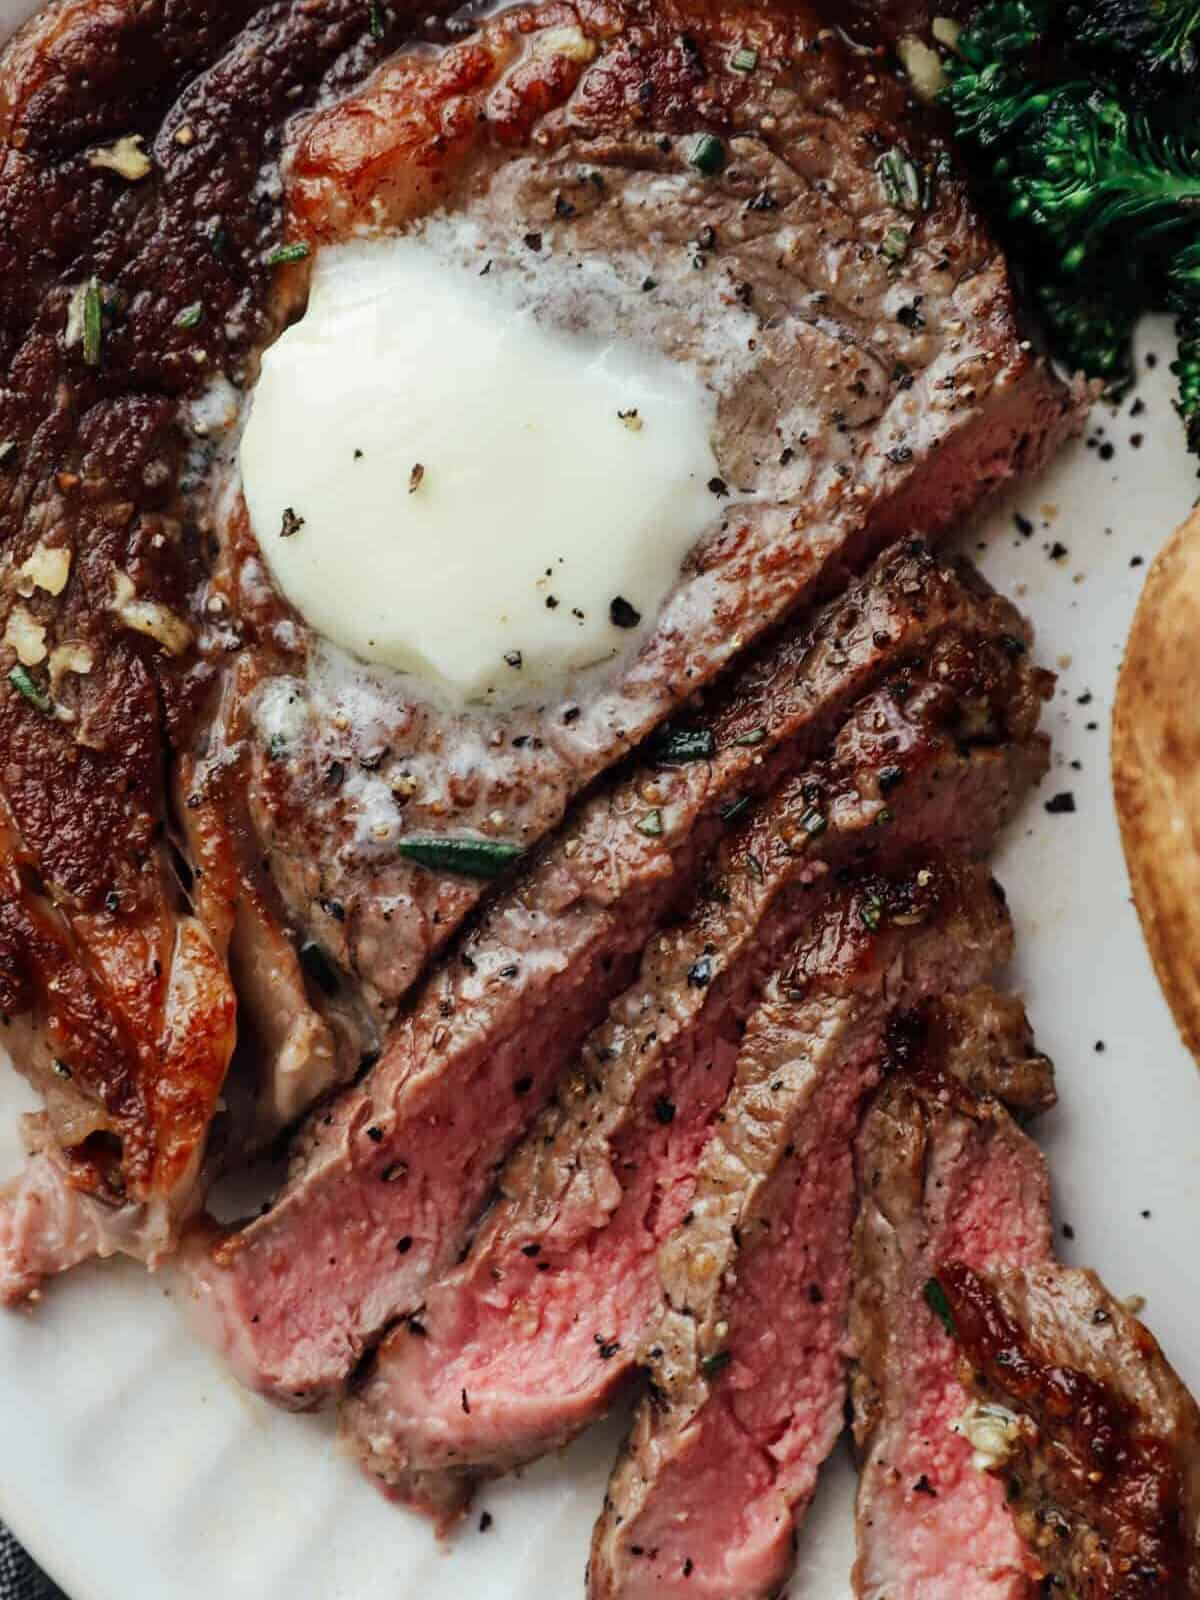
[1113,504,1200,1062]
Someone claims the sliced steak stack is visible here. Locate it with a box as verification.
[186,545,1051,1405]
[850,1050,1200,1597]
[340,606,1051,1512]
[587,865,1020,1600]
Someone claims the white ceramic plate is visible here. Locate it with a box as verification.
[1,4,1198,1589]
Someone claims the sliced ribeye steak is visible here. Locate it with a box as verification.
[184,545,1052,1405]
[341,620,1051,1516]
[587,862,1017,1600]
[0,0,1084,1299]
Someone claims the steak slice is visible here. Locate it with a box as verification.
[339,628,1050,1514]
[185,546,1049,1405]
[850,1064,1055,1598]
[937,1263,1200,1598]
[587,862,1018,1600]
[224,0,1086,1014]
[852,1065,1200,1599]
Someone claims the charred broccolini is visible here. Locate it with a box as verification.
[937,0,1200,455]
[1070,0,1200,86]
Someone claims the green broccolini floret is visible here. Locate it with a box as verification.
[1035,277,1141,390]
[1168,241,1200,450]
[940,2,1056,148]
[1068,0,1200,83]
[939,0,1200,454]
[1007,93,1200,270]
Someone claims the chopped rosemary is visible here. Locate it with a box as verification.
[701,1350,732,1379]
[720,795,750,823]
[799,806,827,838]
[859,897,884,932]
[654,726,715,765]
[266,241,311,267]
[688,133,727,175]
[732,726,766,747]
[730,45,758,73]
[369,0,386,39]
[637,809,664,837]
[396,835,523,879]
[924,1277,956,1337]
[876,147,930,215]
[880,224,911,263]
[82,278,103,367]
[175,301,204,329]
[8,664,52,714]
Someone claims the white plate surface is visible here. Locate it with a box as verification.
[0,6,1198,1589]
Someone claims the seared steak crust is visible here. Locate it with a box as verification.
[588,864,1017,1600]
[0,0,428,1279]
[186,545,1051,1406]
[940,1264,1200,1598]
[340,621,1050,1509]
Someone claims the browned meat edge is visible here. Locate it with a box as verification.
[939,1262,1200,1597]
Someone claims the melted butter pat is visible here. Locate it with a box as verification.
[240,235,720,707]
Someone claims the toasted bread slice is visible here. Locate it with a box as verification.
[1114,504,1200,1061]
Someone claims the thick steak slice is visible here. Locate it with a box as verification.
[588,861,1015,1600]
[230,0,1085,1013]
[849,1068,1054,1598]
[938,1264,1200,1597]
[185,547,1049,1405]
[340,629,1050,1513]
[853,1060,1200,1598]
